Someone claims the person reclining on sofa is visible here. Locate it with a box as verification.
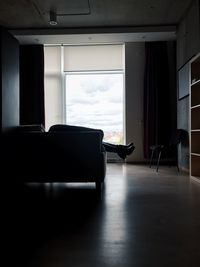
[49,124,135,160]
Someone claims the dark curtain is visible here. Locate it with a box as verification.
[20,45,45,126]
[143,42,175,159]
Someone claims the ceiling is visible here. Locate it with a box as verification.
[0,0,193,44]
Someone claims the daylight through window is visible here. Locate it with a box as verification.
[65,71,124,144]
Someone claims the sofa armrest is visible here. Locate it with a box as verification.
[45,131,106,181]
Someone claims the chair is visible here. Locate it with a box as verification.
[149,129,184,172]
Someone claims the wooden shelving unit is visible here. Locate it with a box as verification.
[190,53,200,182]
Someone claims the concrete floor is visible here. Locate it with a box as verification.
[5,164,200,267]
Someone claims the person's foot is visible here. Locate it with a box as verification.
[127,142,134,148]
[117,144,135,160]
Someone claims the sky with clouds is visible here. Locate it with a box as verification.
[65,73,124,134]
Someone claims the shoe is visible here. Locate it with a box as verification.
[127,144,135,155]
[127,142,134,148]
[117,144,135,160]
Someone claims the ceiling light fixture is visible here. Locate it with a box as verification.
[49,10,57,26]
[49,0,91,26]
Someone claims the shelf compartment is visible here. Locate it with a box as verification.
[191,131,200,154]
[190,54,200,181]
[191,106,200,129]
[191,82,200,107]
[191,57,200,84]
[191,154,200,178]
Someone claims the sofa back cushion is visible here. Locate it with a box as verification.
[48,124,104,140]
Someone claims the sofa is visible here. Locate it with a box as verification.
[2,124,107,190]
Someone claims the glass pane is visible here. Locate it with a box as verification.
[65,73,124,144]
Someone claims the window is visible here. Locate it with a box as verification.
[44,44,124,145]
[65,71,124,144]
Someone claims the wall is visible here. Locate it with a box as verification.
[0,27,19,131]
[20,45,44,126]
[177,0,200,171]
[125,41,176,163]
[125,42,145,162]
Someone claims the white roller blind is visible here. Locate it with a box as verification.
[44,46,63,130]
[64,44,123,71]
[44,46,61,74]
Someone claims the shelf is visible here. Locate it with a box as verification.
[191,129,200,132]
[191,79,200,86]
[190,53,200,181]
[191,104,200,109]
[191,153,200,156]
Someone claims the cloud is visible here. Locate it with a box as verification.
[68,98,98,105]
[66,72,123,132]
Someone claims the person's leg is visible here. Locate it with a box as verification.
[103,142,135,160]
[103,142,134,152]
[102,142,118,152]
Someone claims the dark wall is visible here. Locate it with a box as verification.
[20,45,45,126]
[0,27,19,132]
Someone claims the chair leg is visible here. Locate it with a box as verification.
[156,150,162,172]
[149,150,154,168]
